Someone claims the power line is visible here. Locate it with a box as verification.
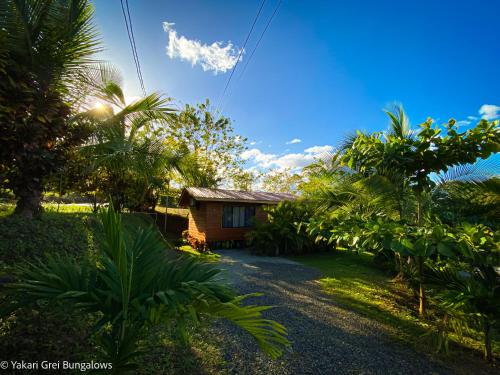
[216,0,267,113]
[120,0,146,96]
[218,0,283,114]
[125,0,146,95]
[238,0,283,81]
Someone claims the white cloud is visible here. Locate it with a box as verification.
[273,153,316,169]
[455,120,471,127]
[479,104,500,120]
[286,138,302,144]
[241,148,277,165]
[242,145,333,171]
[304,145,334,154]
[249,141,257,145]
[163,22,243,74]
[467,116,478,121]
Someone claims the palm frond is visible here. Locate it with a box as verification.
[4,204,290,368]
[384,103,414,139]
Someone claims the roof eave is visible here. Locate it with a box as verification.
[193,197,282,204]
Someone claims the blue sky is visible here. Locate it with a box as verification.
[94,0,500,172]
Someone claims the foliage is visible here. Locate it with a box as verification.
[0,306,95,367]
[0,210,95,266]
[3,204,289,371]
[261,168,302,194]
[299,152,345,197]
[340,110,499,315]
[0,0,100,218]
[294,106,500,359]
[231,169,257,191]
[343,117,499,199]
[247,200,320,256]
[167,100,247,188]
[427,224,500,361]
[432,175,500,227]
[79,67,181,211]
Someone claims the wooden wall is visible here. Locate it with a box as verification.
[187,202,207,243]
[204,202,267,242]
[187,201,270,247]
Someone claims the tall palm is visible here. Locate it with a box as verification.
[0,0,100,218]
[4,204,289,371]
[80,66,182,211]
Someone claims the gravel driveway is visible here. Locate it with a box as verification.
[209,250,492,375]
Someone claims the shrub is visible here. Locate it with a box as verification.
[247,200,322,256]
[3,205,289,370]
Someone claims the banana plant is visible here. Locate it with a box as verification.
[3,204,289,372]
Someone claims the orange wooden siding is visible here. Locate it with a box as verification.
[187,202,268,243]
[187,203,207,243]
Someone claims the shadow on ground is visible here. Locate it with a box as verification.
[210,250,496,375]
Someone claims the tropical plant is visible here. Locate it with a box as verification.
[165,100,247,188]
[427,224,500,361]
[432,161,500,226]
[2,204,289,371]
[261,168,303,194]
[79,66,182,211]
[0,0,100,218]
[247,200,319,256]
[342,111,499,315]
[231,168,257,191]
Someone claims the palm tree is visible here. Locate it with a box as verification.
[4,204,289,371]
[0,0,100,218]
[432,160,500,225]
[80,66,182,211]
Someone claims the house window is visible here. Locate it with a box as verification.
[222,206,256,228]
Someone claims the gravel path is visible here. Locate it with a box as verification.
[209,250,490,375]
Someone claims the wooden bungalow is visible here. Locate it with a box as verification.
[179,187,295,249]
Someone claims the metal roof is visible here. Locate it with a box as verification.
[179,187,296,205]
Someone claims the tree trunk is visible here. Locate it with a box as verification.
[92,191,98,213]
[394,253,405,281]
[13,186,43,219]
[417,256,426,317]
[484,319,493,362]
[416,192,423,226]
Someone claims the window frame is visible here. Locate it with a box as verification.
[222,205,256,228]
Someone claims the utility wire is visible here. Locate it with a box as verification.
[218,0,283,114]
[216,0,267,113]
[238,0,283,81]
[120,0,146,96]
[125,0,146,95]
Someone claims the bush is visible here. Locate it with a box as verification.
[247,200,323,256]
[0,212,97,266]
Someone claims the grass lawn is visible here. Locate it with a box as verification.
[177,245,221,262]
[290,250,499,359]
[155,206,189,218]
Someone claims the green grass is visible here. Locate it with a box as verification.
[0,204,227,373]
[0,202,93,217]
[177,245,221,262]
[155,206,189,218]
[291,251,425,340]
[290,251,498,359]
[137,325,228,375]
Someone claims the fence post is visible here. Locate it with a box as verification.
[163,194,168,233]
